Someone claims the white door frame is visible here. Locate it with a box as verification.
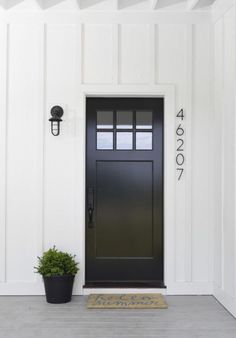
[75,84,176,295]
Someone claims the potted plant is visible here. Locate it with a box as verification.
[35,246,79,304]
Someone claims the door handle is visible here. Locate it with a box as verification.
[88,207,94,226]
[88,187,94,228]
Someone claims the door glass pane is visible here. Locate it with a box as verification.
[97,132,113,150]
[136,132,152,150]
[136,111,152,129]
[97,111,113,129]
[117,111,133,129]
[116,132,133,150]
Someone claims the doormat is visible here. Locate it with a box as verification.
[87,294,168,309]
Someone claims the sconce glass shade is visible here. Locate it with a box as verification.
[49,106,64,136]
[49,119,62,136]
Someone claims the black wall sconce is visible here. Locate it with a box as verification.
[49,106,64,136]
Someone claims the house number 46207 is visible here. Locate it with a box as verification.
[176,109,185,181]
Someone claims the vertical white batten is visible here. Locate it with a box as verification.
[41,23,47,254]
[214,17,223,289]
[149,24,156,85]
[154,24,158,84]
[208,22,215,285]
[113,23,119,84]
[0,23,8,283]
[74,23,84,294]
[221,12,225,291]
[30,22,45,284]
[36,23,46,281]
[185,24,193,282]
[164,85,177,290]
[234,4,236,302]
[81,23,85,84]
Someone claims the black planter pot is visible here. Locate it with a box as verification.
[43,275,75,304]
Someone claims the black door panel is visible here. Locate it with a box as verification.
[96,161,153,258]
[85,98,164,288]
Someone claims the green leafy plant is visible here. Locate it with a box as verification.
[35,246,79,277]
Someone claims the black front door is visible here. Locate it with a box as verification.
[86,97,164,288]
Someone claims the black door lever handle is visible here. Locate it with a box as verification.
[88,207,94,227]
[88,187,94,228]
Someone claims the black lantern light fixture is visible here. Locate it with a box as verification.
[49,106,64,136]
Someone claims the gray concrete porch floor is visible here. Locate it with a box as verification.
[0,296,235,338]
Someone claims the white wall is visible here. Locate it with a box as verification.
[0,10,212,295]
[213,0,236,317]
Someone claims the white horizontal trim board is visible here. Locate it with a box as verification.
[0,0,217,10]
[167,282,213,295]
[0,281,44,295]
[0,281,213,296]
[84,282,213,296]
[0,11,211,25]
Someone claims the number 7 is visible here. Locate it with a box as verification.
[177,168,184,181]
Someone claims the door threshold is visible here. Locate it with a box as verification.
[83,287,167,296]
[84,281,166,288]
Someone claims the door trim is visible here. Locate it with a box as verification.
[76,84,176,294]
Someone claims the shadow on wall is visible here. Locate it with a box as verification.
[78,0,107,10]
[0,0,24,9]
[154,0,185,10]
[194,0,215,10]
[37,0,67,9]
[118,0,147,10]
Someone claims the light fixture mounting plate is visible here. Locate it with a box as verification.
[50,106,64,119]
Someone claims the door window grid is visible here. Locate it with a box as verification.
[136,132,153,150]
[116,110,133,129]
[97,110,113,129]
[96,110,153,150]
[97,132,113,150]
[136,110,153,129]
[116,132,133,150]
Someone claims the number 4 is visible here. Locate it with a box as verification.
[177,109,184,120]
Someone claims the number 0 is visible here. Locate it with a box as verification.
[176,153,184,166]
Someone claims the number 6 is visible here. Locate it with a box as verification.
[176,124,184,136]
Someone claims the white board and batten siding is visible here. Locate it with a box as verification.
[212,0,236,318]
[0,11,212,296]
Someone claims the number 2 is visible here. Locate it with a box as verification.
[177,139,184,152]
